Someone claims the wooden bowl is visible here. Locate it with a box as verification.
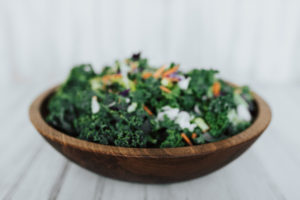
[29,85,271,183]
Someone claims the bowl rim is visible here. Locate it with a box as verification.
[29,84,271,158]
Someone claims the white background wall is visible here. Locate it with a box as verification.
[0,0,299,87]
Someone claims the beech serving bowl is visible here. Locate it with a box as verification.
[29,85,271,183]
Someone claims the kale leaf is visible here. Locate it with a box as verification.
[204,95,235,137]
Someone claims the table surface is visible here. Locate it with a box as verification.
[1,82,299,200]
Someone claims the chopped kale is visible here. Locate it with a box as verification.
[46,54,256,148]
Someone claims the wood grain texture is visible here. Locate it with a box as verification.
[29,85,271,183]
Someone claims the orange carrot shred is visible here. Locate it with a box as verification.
[101,74,122,84]
[181,133,193,146]
[191,133,197,139]
[101,74,111,80]
[159,86,171,93]
[159,85,171,93]
[101,76,111,84]
[114,74,122,78]
[143,105,153,115]
[142,72,152,79]
[166,77,180,82]
[212,81,221,97]
[163,65,179,77]
[153,65,166,78]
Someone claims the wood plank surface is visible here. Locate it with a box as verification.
[1,82,299,200]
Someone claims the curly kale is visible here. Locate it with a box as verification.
[46,94,76,135]
[188,69,218,99]
[178,89,196,111]
[204,95,235,137]
[160,129,184,148]
[159,117,184,148]
[74,114,113,144]
[73,100,152,147]
[46,64,96,135]
[46,54,255,148]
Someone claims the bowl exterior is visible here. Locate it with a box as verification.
[41,133,259,183]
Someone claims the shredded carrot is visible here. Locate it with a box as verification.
[101,74,111,81]
[101,76,110,84]
[153,65,166,78]
[163,65,179,77]
[191,133,197,139]
[143,105,153,115]
[102,74,122,80]
[181,133,193,146]
[212,81,221,97]
[166,77,180,82]
[101,74,122,84]
[159,86,171,93]
[142,72,152,79]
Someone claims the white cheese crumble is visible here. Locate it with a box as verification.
[178,76,191,90]
[91,96,100,114]
[125,98,130,103]
[127,102,137,113]
[157,107,198,132]
[156,106,179,121]
[175,111,197,132]
[237,104,252,122]
[228,106,251,125]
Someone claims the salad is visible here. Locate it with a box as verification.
[46,53,256,148]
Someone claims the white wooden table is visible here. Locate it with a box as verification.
[1,82,299,200]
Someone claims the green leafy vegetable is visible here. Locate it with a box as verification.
[46,54,256,148]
